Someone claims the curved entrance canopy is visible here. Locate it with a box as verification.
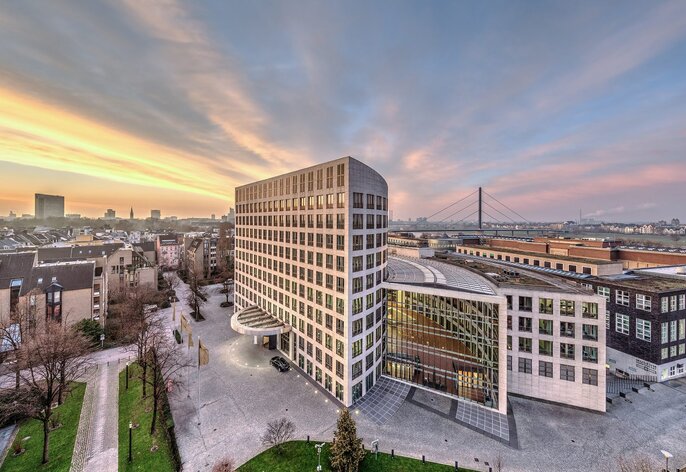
[230,305,291,337]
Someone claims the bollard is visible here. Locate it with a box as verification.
[307,435,310,444]
[422,455,425,464]
[391,449,394,458]
[455,460,459,471]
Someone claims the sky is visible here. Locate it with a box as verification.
[1,1,685,222]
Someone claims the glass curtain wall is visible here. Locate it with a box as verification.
[384,289,500,409]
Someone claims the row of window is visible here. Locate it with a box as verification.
[508,316,599,340]
[614,314,686,346]
[507,295,598,319]
[598,286,686,313]
[236,163,346,203]
[352,192,388,211]
[457,248,594,274]
[236,230,388,251]
[507,356,599,385]
[237,212,389,231]
[508,337,599,363]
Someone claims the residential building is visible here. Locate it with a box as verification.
[156,234,181,270]
[233,157,389,406]
[151,209,161,220]
[0,252,96,327]
[35,193,65,219]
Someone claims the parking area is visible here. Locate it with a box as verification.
[164,282,686,472]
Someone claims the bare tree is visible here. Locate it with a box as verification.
[186,265,206,321]
[120,286,165,398]
[260,417,295,454]
[163,272,181,295]
[616,455,658,472]
[144,325,191,435]
[0,290,38,389]
[0,320,91,464]
[212,457,235,472]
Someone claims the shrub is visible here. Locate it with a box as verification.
[260,418,295,455]
[74,319,104,347]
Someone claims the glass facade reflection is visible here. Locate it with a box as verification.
[384,289,500,409]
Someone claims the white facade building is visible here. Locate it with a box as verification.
[234,157,388,406]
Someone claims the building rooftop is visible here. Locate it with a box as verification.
[595,272,686,293]
[439,254,589,293]
[20,261,95,295]
[386,256,496,295]
[460,243,621,265]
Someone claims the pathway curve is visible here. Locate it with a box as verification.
[71,361,120,472]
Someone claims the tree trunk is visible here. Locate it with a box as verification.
[42,418,50,464]
[150,369,159,435]
[58,363,65,405]
[14,368,19,390]
[142,362,147,398]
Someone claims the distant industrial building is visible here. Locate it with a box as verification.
[35,193,65,219]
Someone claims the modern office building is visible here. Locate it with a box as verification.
[151,209,161,220]
[233,157,389,406]
[383,257,508,413]
[34,193,65,219]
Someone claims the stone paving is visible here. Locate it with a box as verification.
[71,361,120,472]
[162,280,686,472]
[353,377,410,425]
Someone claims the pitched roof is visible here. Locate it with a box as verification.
[0,252,36,288]
[20,262,95,295]
[36,242,124,262]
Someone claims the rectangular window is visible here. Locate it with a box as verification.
[636,319,651,342]
[582,324,598,341]
[518,337,532,353]
[616,290,629,307]
[616,313,629,335]
[671,320,678,342]
[507,355,512,371]
[560,321,575,338]
[539,319,553,336]
[560,343,575,360]
[539,360,553,378]
[582,368,598,386]
[539,298,553,315]
[661,347,669,360]
[582,346,598,364]
[518,317,532,332]
[582,302,598,319]
[538,340,553,356]
[680,319,685,340]
[560,300,575,316]
[679,294,685,310]
[518,357,532,374]
[519,296,532,312]
[662,297,669,313]
[560,364,575,382]
[662,322,669,344]
[596,286,610,302]
[636,294,651,311]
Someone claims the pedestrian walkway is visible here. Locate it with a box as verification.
[71,362,120,472]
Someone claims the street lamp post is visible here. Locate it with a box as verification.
[128,422,133,462]
[224,280,229,304]
[125,362,129,390]
[315,443,325,472]
[371,439,379,460]
[661,450,673,472]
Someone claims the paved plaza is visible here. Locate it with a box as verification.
[164,281,686,472]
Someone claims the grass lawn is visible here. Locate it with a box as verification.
[118,363,175,472]
[0,382,86,472]
[237,441,476,472]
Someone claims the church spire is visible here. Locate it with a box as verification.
[130,206,134,219]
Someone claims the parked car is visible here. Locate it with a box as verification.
[270,356,290,372]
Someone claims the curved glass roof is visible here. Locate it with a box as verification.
[386,256,496,295]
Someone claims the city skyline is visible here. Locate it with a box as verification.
[1,1,686,221]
